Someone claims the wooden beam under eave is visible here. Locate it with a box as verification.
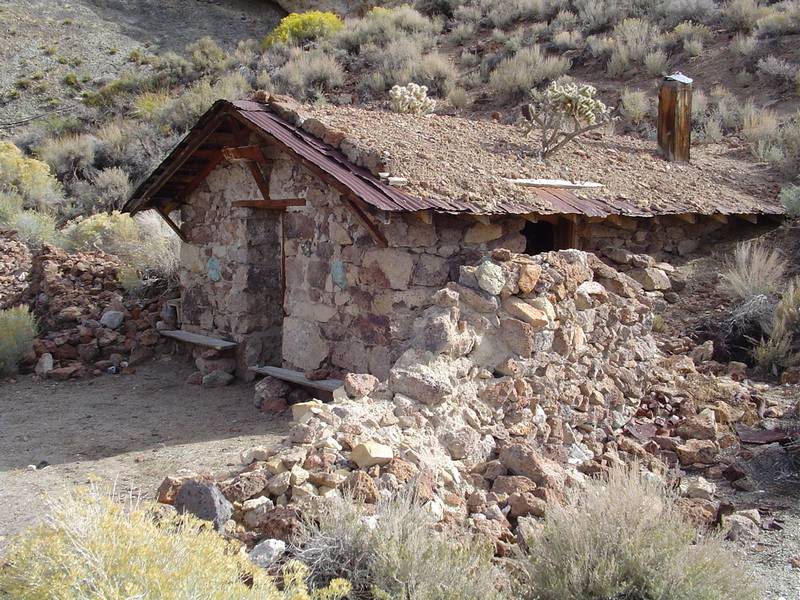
[411,210,433,225]
[222,145,269,163]
[708,213,728,224]
[155,206,188,243]
[343,195,388,247]
[232,199,306,209]
[737,213,758,224]
[674,213,697,224]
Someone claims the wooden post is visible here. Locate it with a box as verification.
[657,73,693,163]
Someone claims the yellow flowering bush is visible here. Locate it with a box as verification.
[262,11,343,48]
[0,141,62,209]
[0,489,350,600]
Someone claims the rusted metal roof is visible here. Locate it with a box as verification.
[124,100,651,218]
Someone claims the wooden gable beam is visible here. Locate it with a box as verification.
[222,145,269,163]
[155,206,188,243]
[133,112,230,213]
[233,199,306,209]
[226,109,388,247]
[737,213,758,224]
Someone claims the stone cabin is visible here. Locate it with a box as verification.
[123,96,785,380]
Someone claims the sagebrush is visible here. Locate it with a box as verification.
[0,306,37,375]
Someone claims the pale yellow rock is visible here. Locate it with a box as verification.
[503,297,549,330]
[291,400,325,422]
[350,441,394,468]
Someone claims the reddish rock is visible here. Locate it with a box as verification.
[49,365,82,381]
[343,470,379,503]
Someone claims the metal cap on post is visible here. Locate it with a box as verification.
[657,72,693,163]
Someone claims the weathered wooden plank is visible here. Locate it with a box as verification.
[222,145,269,162]
[155,207,188,243]
[503,178,603,189]
[232,199,306,209]
[160,329,237,350]
[250,365,344,397]
[658,77,692,163]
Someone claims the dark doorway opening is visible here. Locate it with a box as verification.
[523,220,556,255]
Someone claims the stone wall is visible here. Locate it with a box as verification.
[179,162,283,373]
[269,148,528,379]
[578,214,733,257]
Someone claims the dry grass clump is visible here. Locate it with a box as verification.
[297,493,505,600]
[489,46,571,102]
[159,72,251,132]
[753,278,800,372]
[607,18,662,76]
[513,465,757,600]
[621,88,650,123]
[9,209,58,248]
[0,488,350,599]
[724,0,765,31]
[780,184,800,216]
[659,0,718,26]
[274,48,345,101]
[38,133,97,181]
[731,32,759,56]
[0,306,37,376]
[721,240,787,301]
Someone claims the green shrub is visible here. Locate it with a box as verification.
[411,52,457,96]
[721,240,787,301]
[11,210,58,248]
[621,88,650,123]
[644,49,668,76]
[273,48,344,101]
[160,73,251,132]
[0,488,350,599]
[724,0,764,31]
[264,11,344,48]
[38,134,97,181]
[756,1,800,36]
[448,86,469,108]
[513,465,757,600]
[186,36,231,76]
[489,46,571,102]
[132,90,173,121]
[298,494,506,600]
[88,167,131,211]
[334,6,440,55]
[0,141,62,209]
[0,306,37,375]
[658,0,718,26]
[780,184,800,216]
[0,192,24,225]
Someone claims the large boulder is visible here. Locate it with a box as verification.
[173,480,232,530]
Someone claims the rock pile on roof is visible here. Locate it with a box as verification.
[155,248,762,555]
[258,93,784,217]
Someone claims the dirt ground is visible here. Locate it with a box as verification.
[0,358,288,551]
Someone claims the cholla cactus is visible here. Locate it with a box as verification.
[389,83,436,115]
[521,82,614,158]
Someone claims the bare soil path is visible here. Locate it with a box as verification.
[0,358,287,550]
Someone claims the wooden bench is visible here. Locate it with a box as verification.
[250,365,344,401]
[160,330,238,351]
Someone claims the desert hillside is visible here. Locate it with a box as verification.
[2,2,800,599]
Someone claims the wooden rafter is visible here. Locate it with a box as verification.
[222,145,268,162]
[737,213,758,224]
[155,206,187,243]
[247,161,272,200]
[233,199,306,209]
[131,113,229,213]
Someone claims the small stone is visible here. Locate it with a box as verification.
[502,297,548,330]
[343,470,379,503]
[351,441,393,468]
[35,353,53,377]
[344,372,379,398]
[517,263,542,294]
[291,400,325,421]
[240,446,272,464]
[508,492,547,518]
[724,514,760,541]
[676,409,717,441]
[173,480,232,531]
[676,439,718,465]
[682,477,716,500]
[628,267,671,291]
[249,539,286,568]
[475,261,505,295]
[202,370,234,387]
[100,310,125,330]
[186,371,203,385]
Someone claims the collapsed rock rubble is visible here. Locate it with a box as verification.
[0,231,32,310]
[156,249,766,557]
[17,244,169,379]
